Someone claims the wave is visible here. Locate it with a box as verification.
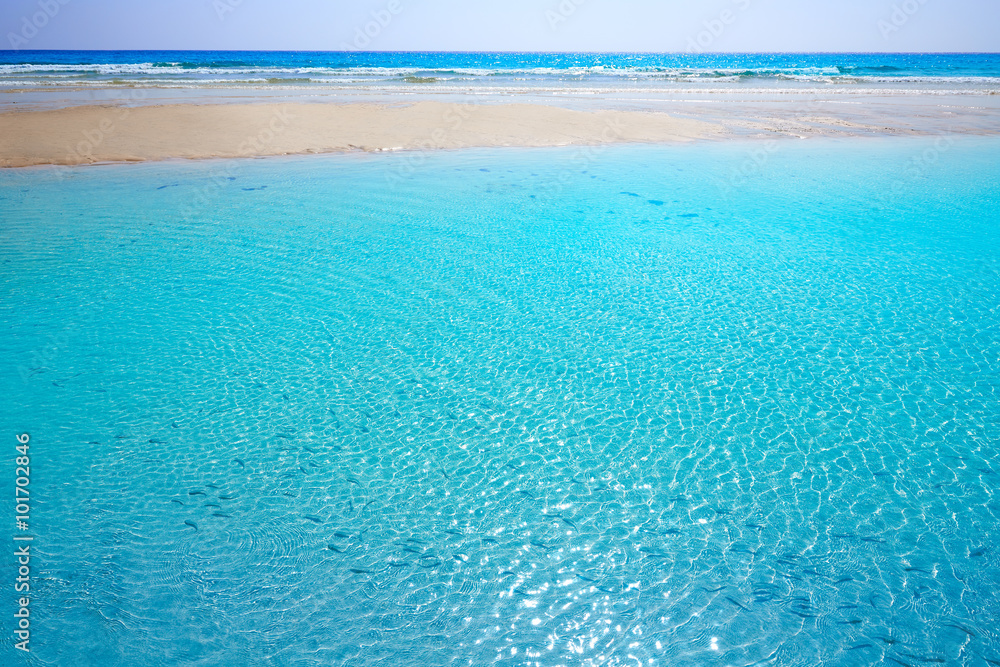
[2,61,999,95]
[838,65,904,74]
[0,62,995,79]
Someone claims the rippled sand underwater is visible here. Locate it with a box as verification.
[1,139,999,666]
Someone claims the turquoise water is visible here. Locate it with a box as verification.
[2,139,1000,665]
[3,51,999,93]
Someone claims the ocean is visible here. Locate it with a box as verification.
[3,51,1000,96]
[2,138,999,665]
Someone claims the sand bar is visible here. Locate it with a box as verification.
[0,101,724,168]
[1,98,998,168]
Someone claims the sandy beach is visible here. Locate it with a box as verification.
[0,101,727,168]
[3,96,997,168]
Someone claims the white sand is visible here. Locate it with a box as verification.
[0,101,722,168]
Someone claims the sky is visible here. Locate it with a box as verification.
[2,0,998,52]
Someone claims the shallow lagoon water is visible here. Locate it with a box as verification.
[1,139,999,666]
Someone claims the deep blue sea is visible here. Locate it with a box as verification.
[2,138,1000,665]
[2,51,999,94]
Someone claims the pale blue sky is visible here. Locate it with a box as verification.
[2,0,998,52]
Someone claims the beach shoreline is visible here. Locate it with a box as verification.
[1,97,998,168]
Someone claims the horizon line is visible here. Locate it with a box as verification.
[2,49,999,55]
